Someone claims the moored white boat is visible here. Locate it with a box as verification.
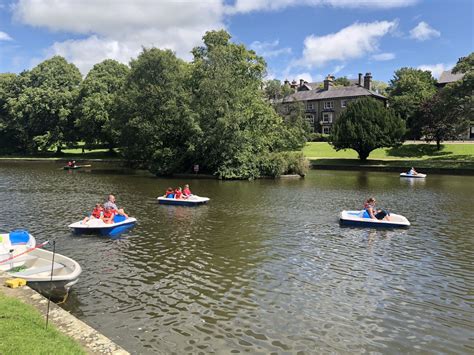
[157,195,210,206]
[400,172,426,178]
[3,248,82,301]
[0,230,36,271]
[339,210,410,228]
[68,215,137,237]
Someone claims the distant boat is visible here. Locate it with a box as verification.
[68,215,137,237]
[0,231,81,301]
[400,172,426,178]
[339,210,410,228]
[157,195,210,206]
[63,164,91,170]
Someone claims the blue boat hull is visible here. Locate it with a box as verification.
[158,199,208,206]
[339,219,409,229]
[72,221,136,237]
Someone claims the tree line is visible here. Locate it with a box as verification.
[0,30,309,179]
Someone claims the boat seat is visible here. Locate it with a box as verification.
[12,262,65,277]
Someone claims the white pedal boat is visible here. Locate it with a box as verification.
[68,215,137,237]
[400,172,426,178]
[339,210,410,228]
[0,230,36,271]
[157,195,210,206]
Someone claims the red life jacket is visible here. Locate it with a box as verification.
[183,188,191,196]
[103,209,115,219]
[91,208,102,219]
[175,190,182,199]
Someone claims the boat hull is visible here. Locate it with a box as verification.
[339,210,410,228]
[157,196,210,206]
[400,173,426,178]
[68,217,137,237]
[27,278,79,302]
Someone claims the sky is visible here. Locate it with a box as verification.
[0,0,472,83]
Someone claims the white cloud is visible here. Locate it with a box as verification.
[250,40,291,58]
[296,20,397,68]
[12,0,225,73]
[294,72,313,82]
[417,63,453,78]
[0,31,12,41]
[227,0,417,14]
[371,52,395,61]
[332,64,345,74]
[409,21,440,41]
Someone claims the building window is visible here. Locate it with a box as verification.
[324,101,333,109]
[341,100,348,108]
[306,102,314,110]
[322,127,331,134]
[322,112,333,123]
[305,114,314,123]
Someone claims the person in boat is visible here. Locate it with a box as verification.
[164,187,174,198]
[67,161,73,168]
[182,184,192,198]
[408,167,418,175]
[102,206,115,224]
[72,160,77,168]
[174,187,183,199]
[104,194,128,218]
[364,197,391,221]
[82,203,103,223]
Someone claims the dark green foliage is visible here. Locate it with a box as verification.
[387,67,437,138]
[6,56,82,152]
[259,151,309,177]
[264,79,295,100]
[115,48,200,175]
[308,133,329,142]
[330,97,405,160]
[0,73,24,153]
[191,30,306,179]
[75,59,129,149]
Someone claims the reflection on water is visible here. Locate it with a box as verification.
[0,162,473,354]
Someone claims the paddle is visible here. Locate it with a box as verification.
[0,240,49,264]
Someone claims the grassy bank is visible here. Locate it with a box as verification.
[302,142,474,171]
[0,293,85,354]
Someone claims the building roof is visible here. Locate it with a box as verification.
[283,85,386,102]
[438,70,465,84]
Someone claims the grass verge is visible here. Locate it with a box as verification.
[0,292,85,354]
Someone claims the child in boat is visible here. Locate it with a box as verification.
[364,197,391,221]
[174,187,183,199]
[82,203,103,223]
[408,167,418,175]
[102,206,115,224]
[183,184,192,198]
[164,187,174,198]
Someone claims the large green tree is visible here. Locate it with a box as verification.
[191,30,304,179]
[7,56,82,152]
[264,79,294,100]
[330,97,405,160]
[75,59,129,150]
[0,73,23,152]
[115,48,199,175]
[419,53,473,148]
[387,67,437,138]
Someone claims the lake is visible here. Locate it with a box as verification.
[0,162,472,354]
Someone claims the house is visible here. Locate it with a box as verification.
[282,73,387,134]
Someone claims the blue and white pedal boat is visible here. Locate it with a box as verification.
[0,230,36,271]
[68,215,137,237]
[157,195,210,206]
[400,172,426,179]
[339,210,410,228]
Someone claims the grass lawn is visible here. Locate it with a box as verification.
[302,142,474,170]
[0,293,85,354]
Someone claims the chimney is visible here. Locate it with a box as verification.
[364,72,372,90]
[358,73,363,87]
[284,79,290,86]
[300,79,305,87]
[323,75,334,91]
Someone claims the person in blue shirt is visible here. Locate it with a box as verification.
[363,197,391,221]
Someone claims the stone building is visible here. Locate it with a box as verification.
[282,73,387,134]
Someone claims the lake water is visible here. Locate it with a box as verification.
[0,162,473,354]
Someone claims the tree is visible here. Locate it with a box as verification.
[334,76,351,86]
[387,67,437,138]
[191,30,305,179]
[75,59,129,150]
[7,56,82,152]
[419,53,473,148]
[274,99,310,149]
[371,80,389,95]
[264,79,294,100]
[115,48,200,175]
[330,97,405,160]
[0,73,24,152]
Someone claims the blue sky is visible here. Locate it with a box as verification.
[0,0,472,83]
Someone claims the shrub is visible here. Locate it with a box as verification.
[308,133,329,142]
[259,151,309,177]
